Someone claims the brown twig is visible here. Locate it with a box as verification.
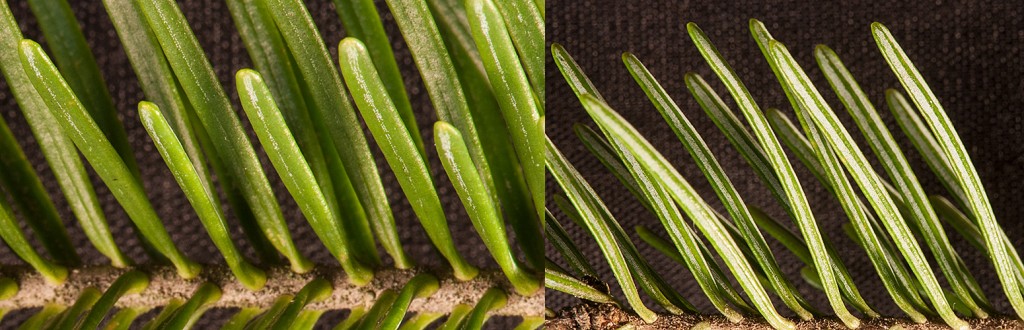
[544,303,1024,329]
[0,264,543,316]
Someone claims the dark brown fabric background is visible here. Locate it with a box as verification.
[547,0,1024,320]
[0,0,516,328]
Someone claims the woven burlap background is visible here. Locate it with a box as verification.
[1,1,519,328]
[547,0,1024,320]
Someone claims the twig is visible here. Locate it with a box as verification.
[545,303,1024,329]
[0,265,543,316]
